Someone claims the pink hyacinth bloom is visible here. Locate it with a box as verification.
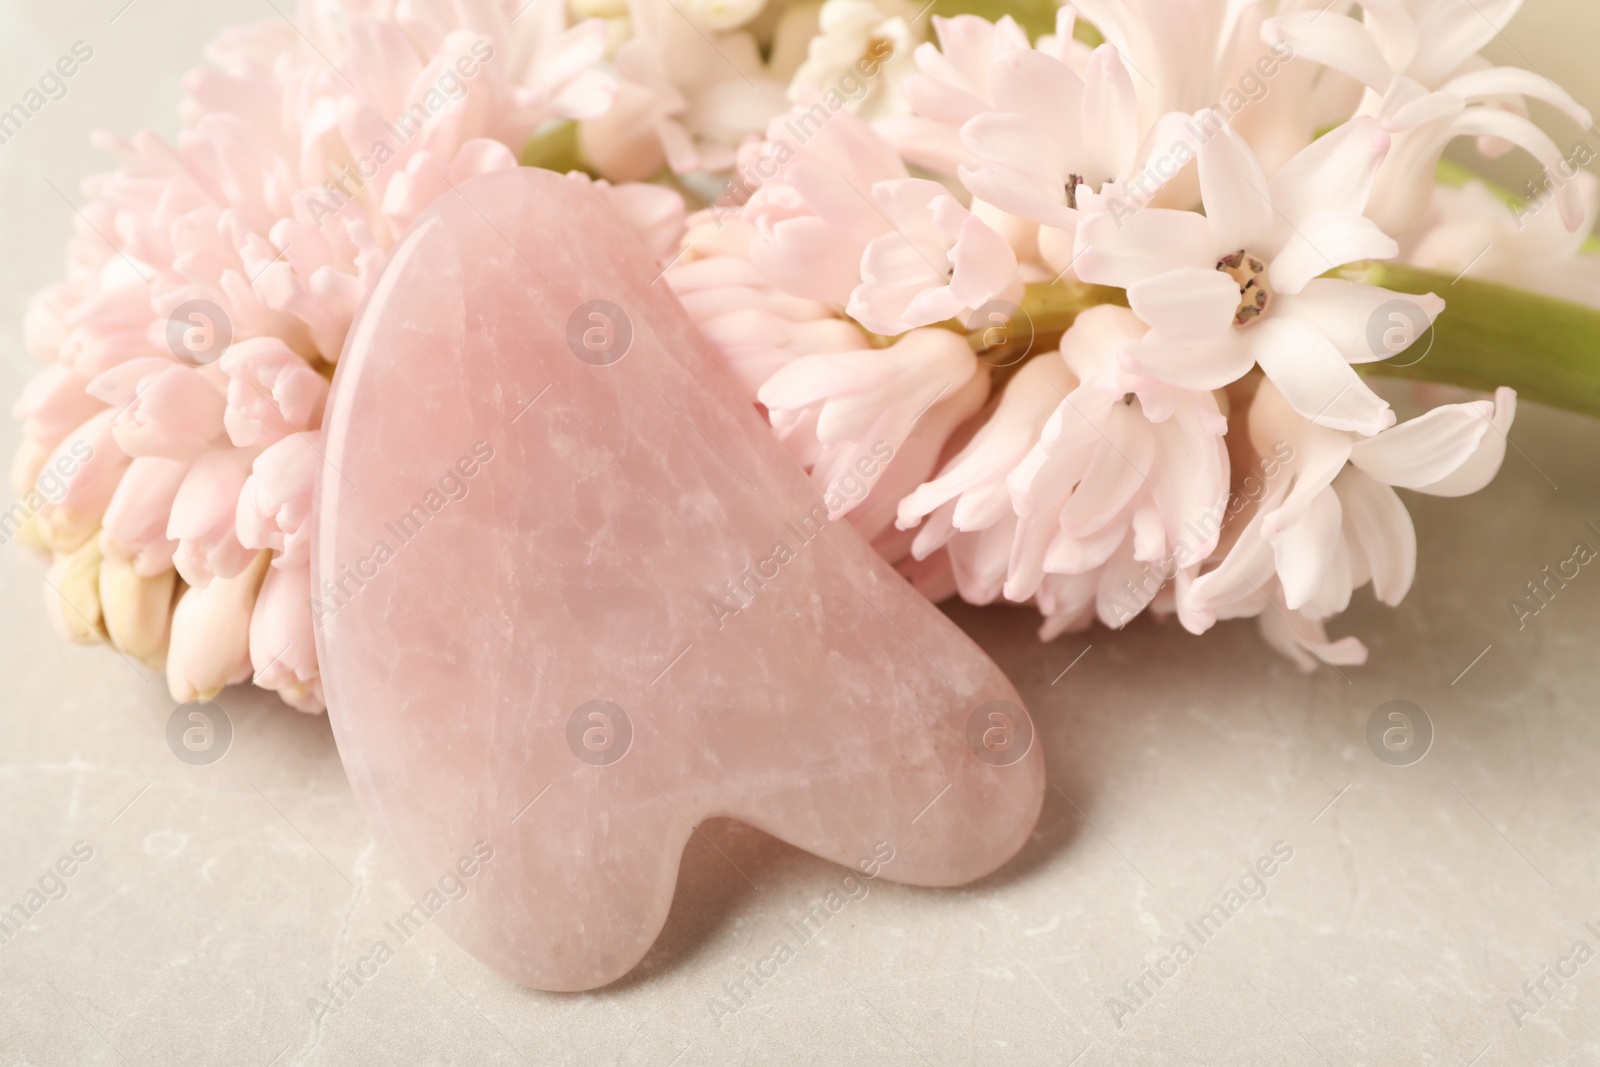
[220,338,330,448]
[11,364,104,450]
[1076,115,1424,436]
[670,249,875,400]
[757,328,980,519]
[900,306,1229,633]
[1185,379,1516,668]
[100,456,190,577]
[848,178,1021,336]
[578,0,793,178]
[957,39,1145,231]
[881,14,1034,174]
[167,552,269,704]
[167,447,260,587]
[34,410,131,552]
[14,0,1584,693]
[250,562,325,713]
[11,0,637,708]
[88,358,228,461]
[1264,0,1593,234]
[236,433,320,570]
[741,108,915,308]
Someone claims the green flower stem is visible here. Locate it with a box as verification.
[1357,264,1600,418]
[998,273,1600,419]
[520,121,589,175]
[923,0,1080,40]
[1000,281,1127,347]
[965,282,1126,389]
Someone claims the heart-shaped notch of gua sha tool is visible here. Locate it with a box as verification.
[314,167,1045,992]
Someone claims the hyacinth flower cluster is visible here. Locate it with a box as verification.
[11,0,1600,710]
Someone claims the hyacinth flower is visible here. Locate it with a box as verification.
[12,0,1600,711]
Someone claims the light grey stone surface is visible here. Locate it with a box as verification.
[2,2,1599,1064]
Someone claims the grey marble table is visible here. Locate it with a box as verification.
[3,2,1600,1064]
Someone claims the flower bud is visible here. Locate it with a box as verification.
[220,338,329,447]
[99,555,177,666]
[7,439,53,555]
[9,436,49,498]
[90,359,227,461]
[168,447,259,587]
[236,434,318,567]
[100,455,189,576]
[166,550,270,704]
[34,410,130,553]
[44,537,105,645]
[11,363,103,447]
[249,563,324,713]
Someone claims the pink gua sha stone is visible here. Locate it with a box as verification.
[313,167,1045,992]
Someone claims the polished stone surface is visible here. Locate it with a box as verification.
[313,167,1043,992]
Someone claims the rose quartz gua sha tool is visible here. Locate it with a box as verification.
[313,167,1044,992]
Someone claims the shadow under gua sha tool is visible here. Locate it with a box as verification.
[312,167,1045,992]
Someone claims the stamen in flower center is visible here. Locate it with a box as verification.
[863,37,894,70]
[1065,174,1083,211]
[1216,250,1271,327]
